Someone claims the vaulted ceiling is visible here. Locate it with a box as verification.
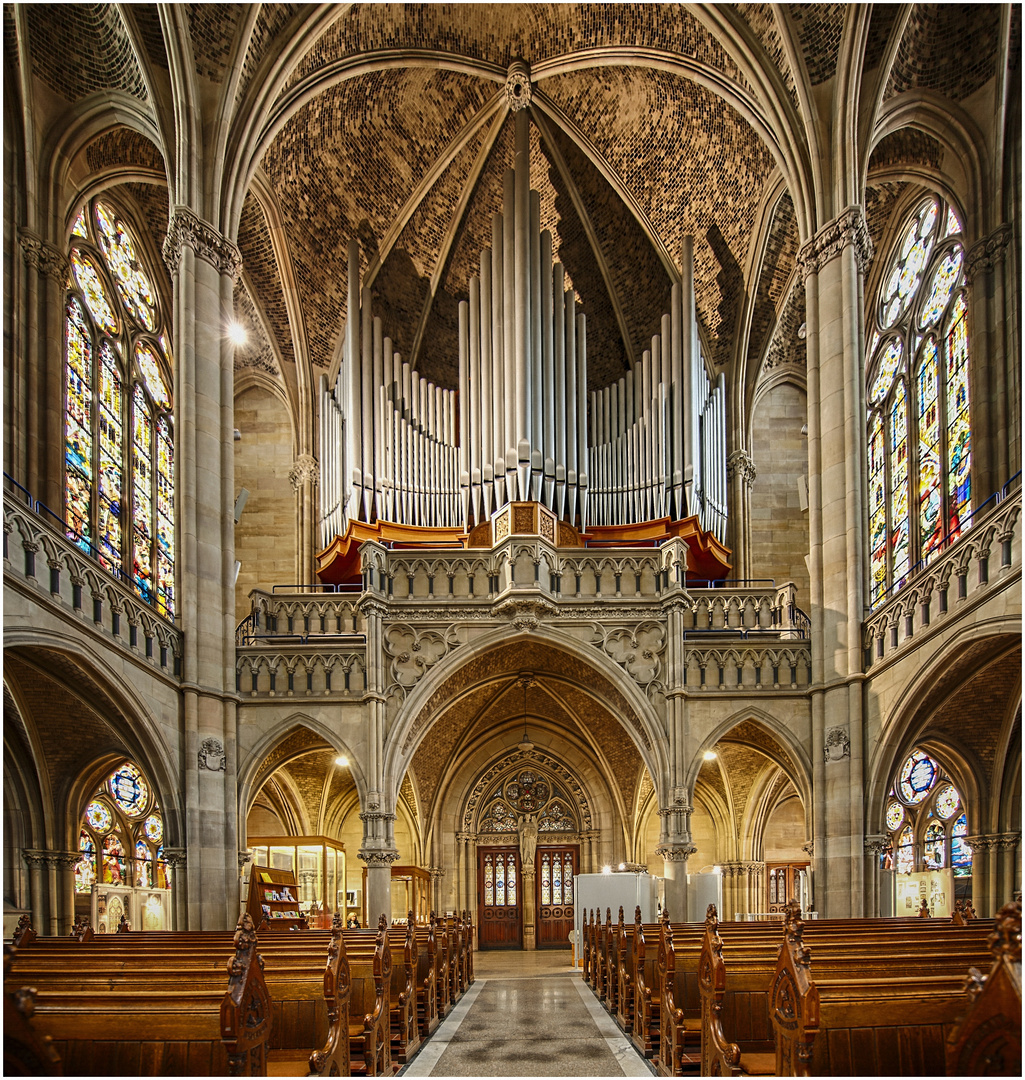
[7,3,1015,429]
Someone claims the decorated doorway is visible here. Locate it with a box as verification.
[766,862,809,915]
[536,846,577,948]
[477,847,522,949]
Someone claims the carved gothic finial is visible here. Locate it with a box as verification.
[988,899,1022,959]
[705,903,718,929]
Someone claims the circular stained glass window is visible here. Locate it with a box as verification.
[143,814,163,843]
[108,761,149,817]
[85,799,113,832]
[934,783,960,819]
[885,801,904,831]
[899,750,937,805]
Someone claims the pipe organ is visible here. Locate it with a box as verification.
[318,111,727,549]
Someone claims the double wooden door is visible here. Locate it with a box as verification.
[536,846,577,948]
[477,847,522,949]
[767,861,809,914]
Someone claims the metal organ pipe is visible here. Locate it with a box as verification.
[317,141,728,546]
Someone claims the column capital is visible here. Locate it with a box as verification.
[726,449,757,487]
[428,866,445,882]
[289,454,320,492]
[863,834,890,856]
[965,223,1014,284]
[797,205,873,280]
[163,207,242,283]
[455,832,476,844]
[238,850,253,871]
[656,843,697,864]
[358,849,400,867]
[18,229,69,282]
[163,846,187,869]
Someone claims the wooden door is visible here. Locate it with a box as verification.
[767,862,809,914]
[477,847,522,949]
[536,846,577,948]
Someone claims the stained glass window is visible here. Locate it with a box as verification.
[86,799,113,832]
[552,852,563,905]
[144,814,163,843]
[899,750,937,804]
[951,814,972,877]
[885,801,904,831]
[495,854,506,906]
[484,855,494,905]
[102,834,127,885]
[63,199,174,616]
[506,855,517,906]
[75,831,96,894]
[934,784,960,819]
[109,761,149,816]
[564,859,573,903]
[924,822,945,868]
[946,294,971,534]
[541,853,551,905]
[896,824,914,874]
[890,381,910,585]
[867,195,971,607]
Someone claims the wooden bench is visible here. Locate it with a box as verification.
[4,914,271,1075]
[946,899,1022,1075]
[411,919,439,1038]
[431,914,452,1020]
[9,921,356,1077]
[630,908,667,1058]
[338,926,391,1076]
[4,943,63,1076]
[384,919,420,1064]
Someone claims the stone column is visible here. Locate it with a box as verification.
[21,849,49,935]
[163,210,243,929]
[657,843,697,921]
[965,225,1017,496]
[799,209,873,917]
[996,833,1022,911]
[726,449,757,580]
[361,850,399,926]
[863,835,890,918]
[966,835,1000,918]
[289,454,320,586]
[428,866,444,915]
[16,232,67,504]
[238,850,253,923]
[54,851,80,934]
[163,848,187,930]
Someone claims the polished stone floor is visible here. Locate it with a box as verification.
[401,949,654,1077]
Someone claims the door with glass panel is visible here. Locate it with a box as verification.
[536,846,577,948]
[766,862,809,915]
[477,847,522,949]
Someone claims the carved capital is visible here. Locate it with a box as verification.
[359,849,400,868]
[428,866,445,882]
[965,223,1014,284]
[797,206,873,280]
[21,848,53,870]
[238,850,253,871]
[53,850,83,871]
[864,834,890,857]
[656,843,697,864]
[162,847,187,869]
[288,453,320,492]
[163,208,242,282]
[19,230,69,282]
[801,841,814,857]
[726,449,757,486]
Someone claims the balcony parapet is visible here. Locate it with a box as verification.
[4,490,182,679]
[863,483,1021,668]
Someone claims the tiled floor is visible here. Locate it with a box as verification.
[401,950,654,1077]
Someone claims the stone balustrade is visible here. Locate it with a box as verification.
[4,491,182,677]
[863,484,1021,667]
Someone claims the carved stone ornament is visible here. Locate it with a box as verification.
[505,61,532,111]
[594,620,665,686]
[823,726,850,763]
[492,595,557,631]
[655,844,697,863]
[163,207,243,283]
[288,454,320,492]
[19,230,69,282]
[798,206,874,279]
[965,223,1013,284]
[726,449,757,486]
[198,737,226,772]
[238,850,254,870]
[163,847,187,869]
[383,622,459,691]
[359,850,400,868]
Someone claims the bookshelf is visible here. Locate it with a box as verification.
[247,864,308,930]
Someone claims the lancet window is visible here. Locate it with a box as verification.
[64,199,175,617]
[883,749,971,880]
[74,760,170,894]
[866,196,970,606]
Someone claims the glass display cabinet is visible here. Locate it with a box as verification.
[245,835,346,925]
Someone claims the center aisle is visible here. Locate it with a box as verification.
[402,950,654,1077]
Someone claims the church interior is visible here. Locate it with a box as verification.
[3,0,1021,1010]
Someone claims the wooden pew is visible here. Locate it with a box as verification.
[342,926,392,1076]
[657,917,703,1076]
[4,944,63,1076]
[946,899,1022,1075]
[5,913,271,1075]
[631,908,667,1058]
[384,918,420,1065]
[581,909,593,986]
[431,914,452,1019]
[10,922,358,1078]
[411,919,439,1038]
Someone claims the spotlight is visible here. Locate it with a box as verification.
[703,750,717,761]
[228,320,247,347]
[335,755,349,767]
[601,865,612,876]
[618,862,626,871]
